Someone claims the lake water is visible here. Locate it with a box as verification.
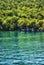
[0,31,44,65]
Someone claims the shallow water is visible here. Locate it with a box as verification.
[0,31,44,65]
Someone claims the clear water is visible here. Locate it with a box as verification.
[0,31,44,65]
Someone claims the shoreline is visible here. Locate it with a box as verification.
[0,29,44,32]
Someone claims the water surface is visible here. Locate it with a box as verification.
[0,31,44,65]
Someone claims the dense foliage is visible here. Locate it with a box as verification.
[0,0,44,31]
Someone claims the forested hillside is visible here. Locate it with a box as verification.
[0,0,44,31]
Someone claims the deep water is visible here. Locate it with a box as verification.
[0,31,44,65]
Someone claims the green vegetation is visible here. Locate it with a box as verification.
[0,0,44,31]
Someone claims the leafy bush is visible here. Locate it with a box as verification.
[0,0,44,31]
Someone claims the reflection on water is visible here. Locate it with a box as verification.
[0,31,44,65]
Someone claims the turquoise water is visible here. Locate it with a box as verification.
[0,31,44,65]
